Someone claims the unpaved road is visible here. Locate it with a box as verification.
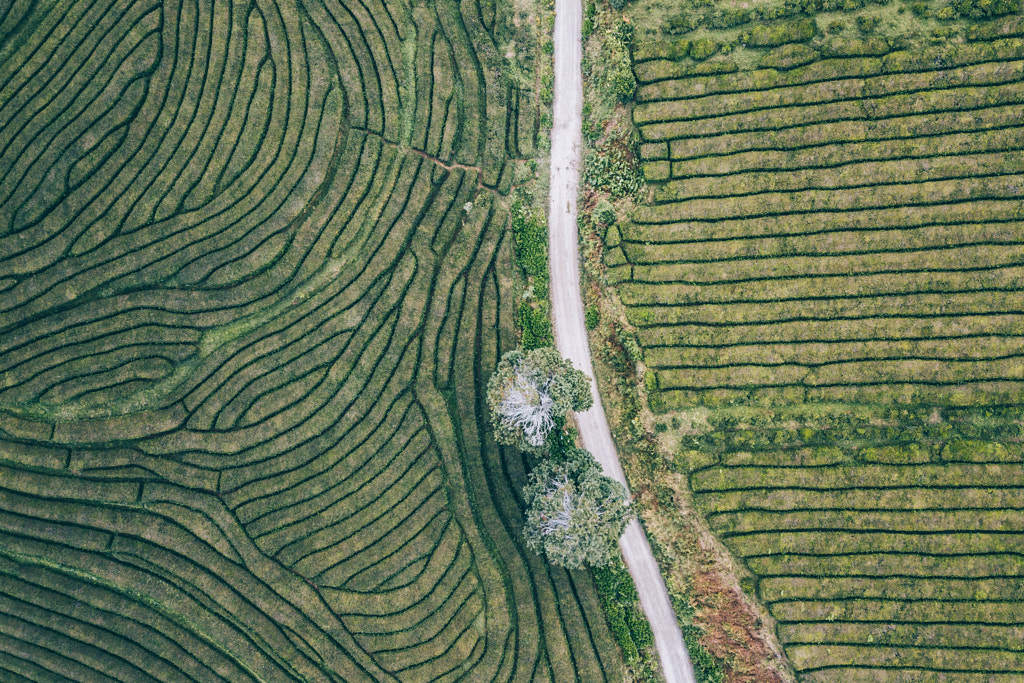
[546,1,697,682]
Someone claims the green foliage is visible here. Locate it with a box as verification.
[518,301,552,350]
[743,17,818,46]
[583,136,644,199]
[487,347,594,450]
[544,420,584,462]
[511,196,548,283]
[540,71,554,105]
[594,18,636,102]
[644,369,658,394]
[664,12,700,34]
[593,561,656,667]
[909,0,930,16]
[523,454,632,569]
[594,198,617,225]
[612,68,638,102]
[584,0,598,38]
[689,37,721,60]
[617,325,644,365]
[855,13,881,32]
[585,305,600,330]
[681,626,725,683]
[951,0,1020,16]
[710,7,752,28]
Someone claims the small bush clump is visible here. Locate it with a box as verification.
[518,301,552,350]
[583,135,644,199]
[689,37,721,59]
[593,563,654,663]
[951,0,1020,16]
[856,14,881,32]
[511,195,548,283]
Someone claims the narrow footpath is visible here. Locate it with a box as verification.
[546,1,698,681]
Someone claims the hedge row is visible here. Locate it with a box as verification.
[635,35,1024,100]
[648,104,1023,158]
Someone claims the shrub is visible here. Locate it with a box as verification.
[744,17,818,46]
[664,13,699,34]
[856,14,881,32]
[689,37,721,60]
[595,198,617,225]
[519,301,552,350]
[593,562,653,663]
[952,0,1020,15]
[682,626,725,683]
[583,136,643,199]
[605,21,636,102]
[511,197,548,281]
[909,0,930,15]
[540,71,554,105]
[710,8,752,28]
[612,68,637,102]
[585,305,600,329]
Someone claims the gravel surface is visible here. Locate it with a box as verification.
[546,1,697,681]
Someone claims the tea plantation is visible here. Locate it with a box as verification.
[0,0,624,680]
[618,8,1024,680]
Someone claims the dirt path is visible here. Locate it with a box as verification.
[546,1,697,682]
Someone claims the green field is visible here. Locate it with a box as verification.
[625,21,1024,410]
[615,6,1024,681]
[0,0,625,680]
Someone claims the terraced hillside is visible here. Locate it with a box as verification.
[625,22,1024,409]
[0,0,624,680]
[615,12,1024,681]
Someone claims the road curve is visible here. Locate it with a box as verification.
[546,1,697,682]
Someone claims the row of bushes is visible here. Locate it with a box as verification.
[510,192,554,350]
[664,0,1017,45]
[635,33,1024,100]
[665,0,893,37]
[592,562,655,664]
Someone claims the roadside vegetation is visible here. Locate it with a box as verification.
[588,0,1024,678]
[576,2,797,682]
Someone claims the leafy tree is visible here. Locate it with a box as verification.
[486,347,593,450]
[522,451,632,569]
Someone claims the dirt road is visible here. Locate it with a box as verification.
[546,1,697,681]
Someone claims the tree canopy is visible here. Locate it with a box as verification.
[486,347,593,450]
[522,448,632,569]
